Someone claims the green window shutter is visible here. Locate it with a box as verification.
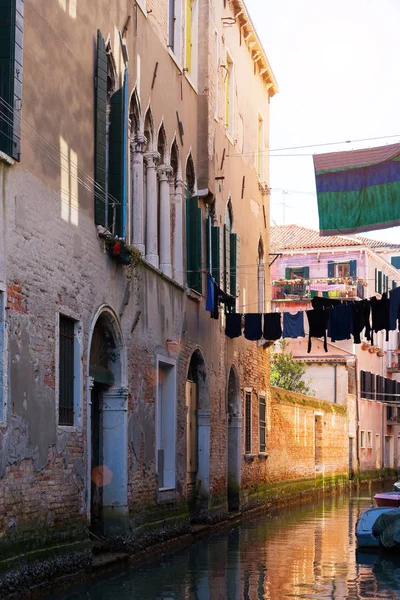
[328,261,334,278]
[211,226,221,286]
[393,281,398,290]
[0,0,23,160]
[285,267,291,280]
[230,233,239,300]
[375,268,378,292]
[350,260,357,278]
[303,266,309,280]
[391,257,400,270]
[206,215,211,273]
[94,29,107,227]
[224,225,230,294]
[108,69,128,238]
[186,195,202,293]
[378,270,382,294]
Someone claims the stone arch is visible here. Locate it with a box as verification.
[87,305,128,534]
[157,122,169,164]
[129,88,142,136]
[170,138,181,180]
[186,348,210,519]
[185,153,196,196]
[226,365,241,511]
[144,106,155,151]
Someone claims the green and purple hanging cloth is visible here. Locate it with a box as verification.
[313,143,400,235]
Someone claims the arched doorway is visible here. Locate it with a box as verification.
[186,349,210,520]
[227,366,241,511]
[88,308,128,534]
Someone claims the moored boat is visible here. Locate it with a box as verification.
[356,507,398,548]
[374,492,400,508]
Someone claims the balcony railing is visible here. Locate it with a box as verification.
[272,278,364,301]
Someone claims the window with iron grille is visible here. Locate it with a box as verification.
[59,315,75,426]
[245,391,252,453]
[259,396,266,453]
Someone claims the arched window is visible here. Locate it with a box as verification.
[185,154,202,293]
[258,237,265,313]
[143,108,160,267]
[129,90,146,252]
[157,124,172,276]
[170,139,184,284]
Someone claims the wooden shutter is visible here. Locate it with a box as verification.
[186,195,202,293]
[303,266,309,280]
[393,281,398,290]
[230,232,240,299]
[350,260,357,278]
[378,271,382,294]
[0,0,23,160]
[185,0,192,73]
[375,268,378,292]
[211,225,221,285]
[328,261,334,279]
[285,267,291,280]
[94,29,107,226]
[108,69,128,238]
[224,225,230,294]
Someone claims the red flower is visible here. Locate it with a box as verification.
[113,242,121,255]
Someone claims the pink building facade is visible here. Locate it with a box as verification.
[270,225,400,475]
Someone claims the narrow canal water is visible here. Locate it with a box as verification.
[49,483,400,600]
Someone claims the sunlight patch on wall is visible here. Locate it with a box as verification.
[60,136,79,226]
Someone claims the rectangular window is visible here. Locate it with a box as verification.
[360,430,365,449]
[245,391,252,453]
[392,256,400,270]
[214,31,219,118]
[157,359,176,490]
[0,0,23,161]
[185,0,198,82]
[284,266,309,297]
[257,114,264,180]
[59,315,75,426]
[0,291,5,422]
[168,0,182,62]
[259,396,266,453]
[367,431,372,448]
[225,53,234,134]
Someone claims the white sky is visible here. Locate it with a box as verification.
[245,0,400,243]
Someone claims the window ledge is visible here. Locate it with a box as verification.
[136,0,148,18]
[258,452,269,460]
[168,48,182,72]
[186,288,202,302]
[58,425,80,433]
[0,151,15,166]
[244,453,257,462]
[225,130,235,146]
[184,71,198,94]
[141,258,185,292]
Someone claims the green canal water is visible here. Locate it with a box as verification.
[49,483,400,600]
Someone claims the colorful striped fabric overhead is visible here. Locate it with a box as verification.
[313,143,400,235]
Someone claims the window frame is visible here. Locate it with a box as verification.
[56,311,82,429]
[168,0,182,64]
[156,355,177,491]
[367,431,373,449]
[245,389,252,454]
[259,395,266,454]
[360,430,366,449]
[225,50,234,136]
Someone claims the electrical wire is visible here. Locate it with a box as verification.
[0,96,120,208]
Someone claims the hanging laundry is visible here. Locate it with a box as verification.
[306,309,329,353]
[206,274,215,313]
[244,314,262,341]
[263,313,282,341]
[225,314,242,339]
[370,293,390,343]
[351,300,371,344]
[283,312,305,339]
[390,286,400,331]
[328,303,353,342]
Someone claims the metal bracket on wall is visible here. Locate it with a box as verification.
[269,253,282,267]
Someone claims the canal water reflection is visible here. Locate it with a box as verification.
[51,483,400,600]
